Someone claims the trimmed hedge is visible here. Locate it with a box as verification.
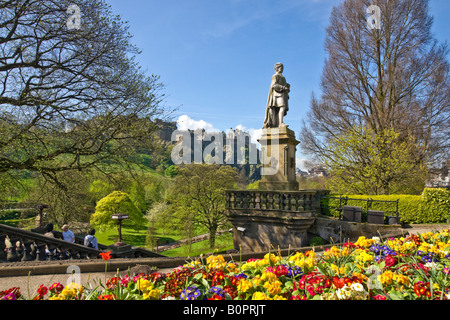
[321,188,449,224]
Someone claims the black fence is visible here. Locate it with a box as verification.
[320,196,399,222]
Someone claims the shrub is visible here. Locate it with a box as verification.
[320,188,450,224]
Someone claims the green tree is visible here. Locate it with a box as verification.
[325,127,427,195]
[0,0,166,186]
[167,164,237,248]
[90,191,145,231]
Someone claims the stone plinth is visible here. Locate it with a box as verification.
[227,209,315,252]
[258,126,299,191]
[225,190,326,252]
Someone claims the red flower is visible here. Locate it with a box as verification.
[98,294,116,300]
[208,294,225,300]
[49,283,64,294]
[34,285,48,300]
[332,277,346,289]
[100,251,112,261]
[414,282,431,298]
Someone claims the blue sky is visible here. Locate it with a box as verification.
[105,0,450,169]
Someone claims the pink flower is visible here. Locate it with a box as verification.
[306,285,316,296]
[385,255,396,267]
[266,265,288,277]
[373,295,387,300]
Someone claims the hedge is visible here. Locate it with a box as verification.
[320,188,449,224]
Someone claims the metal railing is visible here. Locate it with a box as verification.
[320,196,399,221]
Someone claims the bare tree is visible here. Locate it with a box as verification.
[0,0,166,186]
[300,0,450,171]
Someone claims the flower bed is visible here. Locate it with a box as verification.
[2,229,449,300]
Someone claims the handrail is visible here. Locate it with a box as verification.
[0,223,101,254]
[0,223,165,263]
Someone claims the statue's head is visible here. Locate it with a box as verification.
[274,63,284,73]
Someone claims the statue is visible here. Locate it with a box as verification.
[263,63,290,128]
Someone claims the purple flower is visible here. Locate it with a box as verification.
[209,286,225,298]
[180,286,202,300]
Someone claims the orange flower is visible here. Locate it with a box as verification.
[100,251,112,261]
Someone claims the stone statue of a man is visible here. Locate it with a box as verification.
[263,63,290,128]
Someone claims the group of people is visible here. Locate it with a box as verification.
[44,223,98,250]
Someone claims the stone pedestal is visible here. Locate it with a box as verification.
[225,190,322,252]
[228,209,315,252]
[258,126,299,191]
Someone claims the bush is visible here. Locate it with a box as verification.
[321,188,450,224]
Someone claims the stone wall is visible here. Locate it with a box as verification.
[308,216,405,244]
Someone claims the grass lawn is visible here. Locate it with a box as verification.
[95,223,183,248]
[94,222,234,258]
[162,232,235,257]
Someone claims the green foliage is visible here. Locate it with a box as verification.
[421,188,450,222]
[325,127,427,195]
[310,236,325,246]
[90,191,146,231]
[247,180,259,189]
[166,164,238,248]
[321,188,450,224]
[164,165,179,178]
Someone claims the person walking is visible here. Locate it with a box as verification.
[84,228,98,249]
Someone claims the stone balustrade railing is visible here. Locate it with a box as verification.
[225,189,328,213]
[0,223,164,263]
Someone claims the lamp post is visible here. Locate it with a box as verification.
[111,213,129,246]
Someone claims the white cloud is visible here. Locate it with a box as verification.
[296,158,308,171]
[176,115,219,133]
[235,124,262,145]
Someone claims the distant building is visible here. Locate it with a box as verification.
[296,169,308,177]
[426,160,450,188]
[308,166,329,177]
[154,119,177,142]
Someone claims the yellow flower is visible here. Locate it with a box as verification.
[240,260,259,272]
[252,275,262,287]
[226,262,239,273]
[237,279,253,293]
[272,295,287,300]
[143,288,161,300]
[263,280,282,296]
[207,255,227,269]
[355,251,374,264]
[330,264,346,275]
[323,246,343,259]
[394,274,409,286]
[378,270,395,285]
[352,272,368,282]
[355,236,375,248]
[261,271,278,282]
[136,278,152,292]
[252,292,271,300]
[262,253,282,266]
[288,252,304,263]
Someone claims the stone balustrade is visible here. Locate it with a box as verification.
[0,223,164,263]
[225,189,328,214]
